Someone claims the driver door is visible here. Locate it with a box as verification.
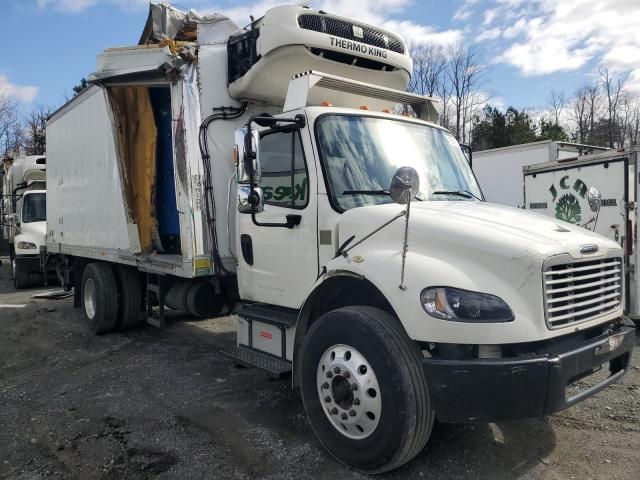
[236,123,318,309]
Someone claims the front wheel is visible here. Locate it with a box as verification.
[299,306,433,474]
[13,258,29,289]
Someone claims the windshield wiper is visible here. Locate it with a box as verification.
[342,189,390,196]
[432,190,481,200]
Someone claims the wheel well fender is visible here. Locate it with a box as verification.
[292,271,399,387]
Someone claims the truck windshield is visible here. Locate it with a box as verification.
[22,192,46,223]
[316,115,482,210]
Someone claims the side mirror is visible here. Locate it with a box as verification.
[238,185,264,214]
[7,213,19,225]
[390,167,420,204]
[234,127,261,184]
[587,186,602,212]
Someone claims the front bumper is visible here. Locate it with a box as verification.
[15,254,42,273]
[423,318,635,423]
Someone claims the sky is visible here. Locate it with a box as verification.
[1,0,640,113]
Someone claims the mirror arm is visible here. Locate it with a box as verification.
[460,143,472,168]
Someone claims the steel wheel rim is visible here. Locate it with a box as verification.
[316,344,382,440]
[84,278,96,320]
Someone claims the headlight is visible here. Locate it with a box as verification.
[17,241,37,249]
[420,287,514,323]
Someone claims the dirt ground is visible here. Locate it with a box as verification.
[0,258,638,480]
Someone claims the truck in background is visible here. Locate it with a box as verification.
[42,3,634,473]
[473,140,609,207]
[524,147,639,321]
[2,155,47,288]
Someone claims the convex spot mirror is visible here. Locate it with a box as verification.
[234,127,261,184]
[587,186,602,212]
[390,167,420,205]
[238,185,264,214]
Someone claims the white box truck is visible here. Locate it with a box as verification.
[524,147,640,320]
[43,3,635,473]
[2,155,47,288]
[473,140,608,207]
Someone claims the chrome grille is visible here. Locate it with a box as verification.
[297,14,405,54]
[543,257,623,328]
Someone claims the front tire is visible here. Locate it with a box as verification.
[13,259,29,289]
[299,306,433,474]
[81,263,118,334]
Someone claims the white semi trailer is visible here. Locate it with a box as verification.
[473,140,609,207]
[2,155,47,288]
[43,3,635,473]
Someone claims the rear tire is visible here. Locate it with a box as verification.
[299,306,433,474]
[114,266,143,330]
[81,263,118,334]
[13,259,29,289]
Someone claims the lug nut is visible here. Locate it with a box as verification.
[324,396,331,403]
[349,409,356,417]
[322,382,329,389]
[341,413,348,420]
[343,371,350,379]
[333,366,340,374]
[351,383,358,391]
[354,398,360,406]
[330,407,338,415]
[326,371,333,378]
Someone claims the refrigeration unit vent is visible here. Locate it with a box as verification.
[297,14,405,54]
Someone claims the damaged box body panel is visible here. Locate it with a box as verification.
[47,48,211,277]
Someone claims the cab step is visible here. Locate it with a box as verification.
[221,345,292,378]
[237,303,297,327]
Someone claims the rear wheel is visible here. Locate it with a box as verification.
[81,263,118,334]
[114,266,143,330]
[299,306,433,474]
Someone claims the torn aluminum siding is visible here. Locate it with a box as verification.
[139,2,236,45]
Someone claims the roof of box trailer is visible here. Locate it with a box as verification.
[523,145,640,174]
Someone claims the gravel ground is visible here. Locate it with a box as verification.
[0,257,638,480]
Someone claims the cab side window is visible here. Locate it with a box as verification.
[259,130,309,209]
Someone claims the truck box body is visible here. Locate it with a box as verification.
[523,148,638,319]
[473,140,608,207]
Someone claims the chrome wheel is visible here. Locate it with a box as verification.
[84,278,96,320]
[316,344,381,440]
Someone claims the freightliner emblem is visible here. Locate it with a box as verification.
[580,244,599,255]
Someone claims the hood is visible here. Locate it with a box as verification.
[338,201,621,261]
[17,220,47,246]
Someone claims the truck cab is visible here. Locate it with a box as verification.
[2,155,47,288]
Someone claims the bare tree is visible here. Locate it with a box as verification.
[570,86,588,143]
[0,94,24,158]
[446,43,485,143]
[548,89,565,125]
[600,67,626,148]
[408,43,447,97]
[24,104,51,155]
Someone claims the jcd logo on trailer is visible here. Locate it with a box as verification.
[549,175,588,224]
